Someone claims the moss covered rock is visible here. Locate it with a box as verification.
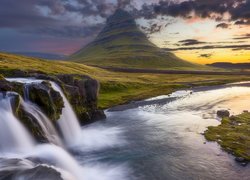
[205,112,250,164]
[28,81,64,121]
[57,74,106,124]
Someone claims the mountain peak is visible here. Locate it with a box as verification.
[69,9,197,70]
[106,9,135,25]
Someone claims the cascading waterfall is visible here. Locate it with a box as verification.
[50,82,82,145]
[1,78,126,180]
[6,79,63,146]
[21,99,63,146]
[0,93,35,153]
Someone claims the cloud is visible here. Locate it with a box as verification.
[233,33,250,40]
[199,53,212,58]
[178,39,206,46]
[164,44,250,51]
[216,23,230,29]
[153,0,250,21]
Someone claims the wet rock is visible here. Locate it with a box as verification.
[217,110,230,118]
[235,157,249,167]
[28,81,64,121]
[16,165,64,180]
[57,74,106,124]
[0,158,64,180]
[0,79,24,96]
[17,106,49,143]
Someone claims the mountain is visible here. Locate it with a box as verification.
[11,52,66,60]
[208,62,250,69]
[69,9,199,69]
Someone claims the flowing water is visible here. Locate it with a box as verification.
[0,78,250,180]
[50,82,82,146]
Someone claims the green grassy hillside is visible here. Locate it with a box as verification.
[69,9,201,70]
[1,52,250,109]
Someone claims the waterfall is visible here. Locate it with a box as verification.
[6,78,82,146]
[0,93,35,153]
[21,99,63,146]
[50,82,82,145]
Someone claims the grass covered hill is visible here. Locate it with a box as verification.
[1,52,250,109]
[69,9,200,70]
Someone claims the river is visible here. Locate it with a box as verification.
[0,79,250,180]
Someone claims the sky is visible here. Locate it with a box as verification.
[0,0,249,64]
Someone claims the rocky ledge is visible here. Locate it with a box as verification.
[0,71,106,142]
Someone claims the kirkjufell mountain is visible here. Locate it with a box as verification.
[70,9,197,69]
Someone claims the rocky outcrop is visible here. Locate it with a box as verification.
[217,110,230,118]
[0,72,106,139]
[57,74,106,124]
[28,81,64,121]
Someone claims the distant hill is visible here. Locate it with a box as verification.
[11,52,66,60]
[208,62,250,69]
[69,9,200,70]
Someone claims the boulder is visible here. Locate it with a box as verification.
[217,110,230,118]
[235,157,249,167]
[57,74,106,124]
[28,81,64,121]
[0,158,64,180]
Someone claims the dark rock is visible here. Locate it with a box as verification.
[0,158,64,180]
[28,82,64,121]
[58,74,106,124]
[235,157,249,167]
[90,110,106,121]
[0,80,13,92]
[17,106,49,143]
[217,110,230,118]
[0,79,24,96]
[16,165,64,180]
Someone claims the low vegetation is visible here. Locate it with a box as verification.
[205,112,250,161]
[1,52,250,109]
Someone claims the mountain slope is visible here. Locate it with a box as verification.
[69,9,200,69]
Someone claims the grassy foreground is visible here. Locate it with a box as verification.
[1,52,250,109]
[205,112,250,161]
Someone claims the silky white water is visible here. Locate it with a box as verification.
[0,93,35,153]
[2,78,128,180]
[50,82,82,145]
[21,100,63,146]
[3,78,250,179]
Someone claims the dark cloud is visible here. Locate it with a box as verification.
[164,44,250,51]
[178,39,206,46]
[0,0,59,28]
[233,34,250,40]
[199,53,212,58]
[1,0,250,39]
[216,23,230,29]
[153,0,249,21]
[234,19,250,25]
[0,0,249,55]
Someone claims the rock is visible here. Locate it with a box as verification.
[17,106,49,143]
[57,74,106,124]
[0,80,13,92]
[0,158,64,180]
[235,157,249,167]
[217,110,230,118]
[17,165,64,180]
[28,81,64,121]
[235,157,246,162]
[0,79,24,96]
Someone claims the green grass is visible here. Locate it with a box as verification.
[2,52,250,109]
[205,112,250,160]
